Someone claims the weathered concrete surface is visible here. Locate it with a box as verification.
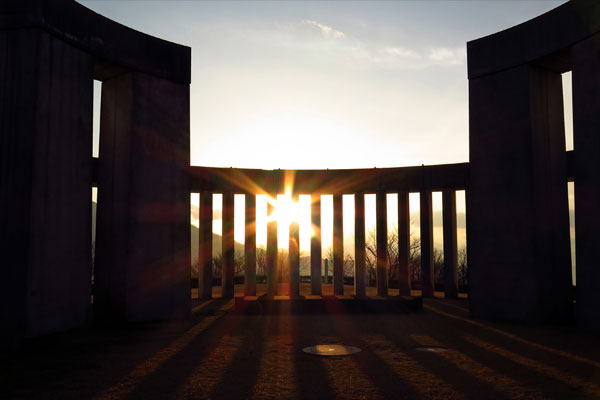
[397,191,411,296]
[0,0,191,84]
[94,72,190,322]
[199,192,213,300]
[467,0,600,79]
[244,194,257,296]
[376,191,389,296]
[221,191,235,299]
[468,64,572,323]
[310,196,322,295]
[572,33,600,330]
[420,191,434,298]
[333,194,344,295]
[0,28,93,350]
[443,190,459,299]
[354,193,366,297]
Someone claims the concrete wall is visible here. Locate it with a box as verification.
[467,0,600,326]
[468,65,572,323]
[94,72,190,321]
[0,28,93,348]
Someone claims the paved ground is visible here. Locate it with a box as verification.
[2,284,600,399]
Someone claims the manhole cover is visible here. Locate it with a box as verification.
[415,346,448,352]
[303,345,361,356]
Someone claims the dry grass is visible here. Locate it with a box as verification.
[2,284,599,399]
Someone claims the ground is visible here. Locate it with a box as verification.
[2,284,600,399]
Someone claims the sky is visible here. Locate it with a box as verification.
[82,1,574,278]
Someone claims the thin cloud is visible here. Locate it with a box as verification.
[427,47,466,66]
[302,20,345,39]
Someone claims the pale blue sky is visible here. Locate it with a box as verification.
[82,1,574,280]
[82,0,567,169]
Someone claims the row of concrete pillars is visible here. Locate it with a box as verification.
[196,189,461,299]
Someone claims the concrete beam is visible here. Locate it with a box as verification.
[333,194,344,295]
[289,221,300,298]
[420,190,434,298]
[221,191,235,299]
[376,191,389,296]
[244,194,257,296]
[310,195,322,295]
[199,191,213,300]
[397,191,411,296]
[266,201,277,298]
[189,163,469,194]
[443,189,459,299]
[354,193,366,297]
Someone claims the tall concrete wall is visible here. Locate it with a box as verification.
[468,65,572,322]
[467,0,600,326]
[0,28,93,348]
[94,72,190,321]
[572,33,600,330]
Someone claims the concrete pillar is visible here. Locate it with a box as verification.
[443,189,459,299]
[420,190,434,298]
[310,195,322,295]
[0,29,92,346]
[397,191,411,296]
[324,259,329,284]
[354,193,366,297]
[95,71,190,321]
[266,200,278,298]
[199,191,213,300]
[468,64,572,322]
[333,194,344,295]
[572,33,600,330]
[221,191,235,299]
[244,193,257,296]
[376,191,389,296]
[289,220,300,298]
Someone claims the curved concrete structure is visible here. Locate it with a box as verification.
[468,0,600,328]
[0,0,191,351]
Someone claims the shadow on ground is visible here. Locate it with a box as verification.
[2,284,600,400]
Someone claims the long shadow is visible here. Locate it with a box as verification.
[122,301,247,399]
[418,304,599,399]
[424,300,600,373]
[370,318,511,400]
[322,310,425,399]
[208,315,269,399]
[1,303,225,399]
[290,315,338,400]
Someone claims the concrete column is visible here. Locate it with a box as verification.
[310,195,322,295]
[376,191,389,296]
[244,193,257,296]
[354,193,366,297]
[443,189,459,299]
[199,191,213,300]
[0,29,92,346]
[266,199,278,298]
[397,191,411,296]
[420,190,434,298]
[95,71,190,322]
[333,194,344,295]
[289,220,300,298]
[221,191,235,299]
[324,259,329,284]
[572,34,600,330]
[468,64,572,322]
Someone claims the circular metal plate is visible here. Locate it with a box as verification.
[415,346,448,352]
[303,344,361,356]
